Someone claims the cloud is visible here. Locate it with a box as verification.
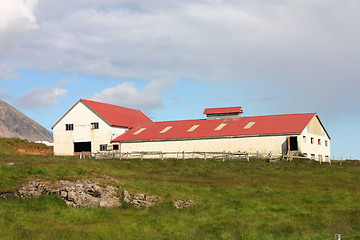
[14,83,67,109]
[0,0,38,50]
[88,79,175,114]
[1,0,360,116]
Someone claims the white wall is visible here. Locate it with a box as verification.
[119,135,289,155]
[299,129,331,162]
[53,101,127,156]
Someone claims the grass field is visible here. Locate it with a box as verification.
[1,138,360,239]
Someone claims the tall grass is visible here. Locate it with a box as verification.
[1,148,360,239]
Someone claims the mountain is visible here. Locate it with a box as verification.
[0,99,53,142]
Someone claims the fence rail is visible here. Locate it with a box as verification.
[76,150,331,164]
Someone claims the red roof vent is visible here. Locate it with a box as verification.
[203,106,243,119]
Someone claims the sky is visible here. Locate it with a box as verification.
[0,0,359,159]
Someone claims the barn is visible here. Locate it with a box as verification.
[112,106,331,161]
[52,99,331,162]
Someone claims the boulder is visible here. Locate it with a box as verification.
[16,179,120,208]
[173,199,196,209]
[122,190,160,208]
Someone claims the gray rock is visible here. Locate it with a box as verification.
[16,179,121,208]
[173,199,196,209]
[121,191,160,208]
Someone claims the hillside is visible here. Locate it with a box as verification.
[0,141,360,239]
[0,99,52,142]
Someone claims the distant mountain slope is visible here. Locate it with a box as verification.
[0,99,53,142]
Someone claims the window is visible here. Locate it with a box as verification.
[113,144,119,150]
[311,137,314,144]
[303,153,308,157]
[100,144,107,151]
[303,136,306,143]
[243,122,255,129]
[318,155,322,162]
[325,140,328,147]
[318,139,321,145]
[325,155,329,162]
[91,122,99,129]
[215,123,227,131]
[187,125,199,132]
[66,124,74,131]
[160,126,172,133]
[134,128,146,135]
[311,154,315,160]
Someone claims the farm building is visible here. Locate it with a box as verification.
[52,99,152,156]
[53,99,331,162]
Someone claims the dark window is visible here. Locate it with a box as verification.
[66,124,74,131]
[74,142,91,152]
[91,122,99,129]
[318,139,321,145]
[100,144,107,151]
[311,137,314,144]
[325,140,328,147]
[113,144,119,150]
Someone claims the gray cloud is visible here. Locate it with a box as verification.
[1,0,359,116]
[88,79,176,114]
[14,83,67,109]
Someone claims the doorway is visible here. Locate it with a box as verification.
[289,137,298,151]
[74,142,91,153]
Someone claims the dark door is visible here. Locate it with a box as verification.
[289,137,298,151]
[74,142,91,153]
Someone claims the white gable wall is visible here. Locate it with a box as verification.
[53,101,127,156]
[299,116,331,161]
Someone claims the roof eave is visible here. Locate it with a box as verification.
[112,132,302,143]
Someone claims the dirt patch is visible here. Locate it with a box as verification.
[17,148,52,155]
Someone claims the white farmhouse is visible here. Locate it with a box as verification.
[52,99,152,156]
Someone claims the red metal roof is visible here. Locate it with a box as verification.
[112,113,317,142]
[203,106,243,115]
[82,99,152,127]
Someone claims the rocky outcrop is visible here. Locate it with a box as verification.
[1,179,193,209]
[173,199,196,209]
[122,190,160,208]
[16,179,120,208]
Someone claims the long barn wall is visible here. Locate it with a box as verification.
[119,135,289,155]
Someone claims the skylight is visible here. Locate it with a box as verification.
[215,123,227,131]
[160,126,172,133]
[187,125,199,132]
[244,122,255,129]
[133,128,146,135]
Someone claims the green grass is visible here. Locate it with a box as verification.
[1,139,360,239]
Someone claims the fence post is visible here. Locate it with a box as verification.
[182,151,185,160]
[334,233,341,240]
[222,151,225,162]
